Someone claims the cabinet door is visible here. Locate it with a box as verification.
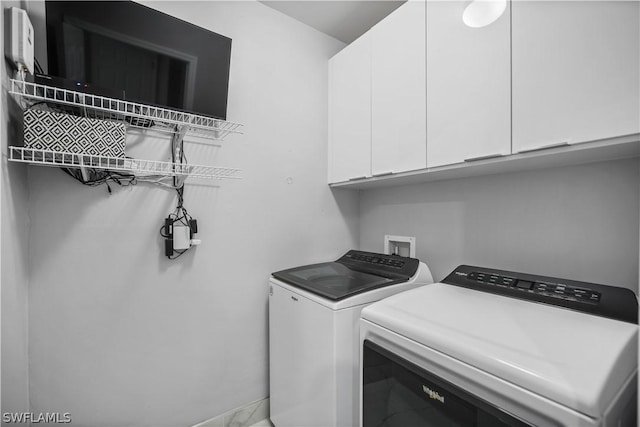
[512,1,640,153]
[328,34,372,183]
[426,0,510,168]
[371,1,426,175]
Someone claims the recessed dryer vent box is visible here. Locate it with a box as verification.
[384,235,415,258]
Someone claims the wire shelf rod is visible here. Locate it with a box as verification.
[8,147,242,181]
[9,79,243,140]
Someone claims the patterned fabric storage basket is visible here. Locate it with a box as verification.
[23,108,126,157]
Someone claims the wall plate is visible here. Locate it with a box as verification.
[384,235,415,258]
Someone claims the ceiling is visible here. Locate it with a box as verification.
[260,1,406,44]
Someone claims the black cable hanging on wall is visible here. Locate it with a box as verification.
[60,121,200,260]
[159,126,199,259]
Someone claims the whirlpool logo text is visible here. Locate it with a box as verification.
[422,385,445,404]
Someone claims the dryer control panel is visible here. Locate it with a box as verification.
[466,271,601,303]
[444,265,638,324]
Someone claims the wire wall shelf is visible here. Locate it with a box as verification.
[9,79,243,141]
[9,147,242,181]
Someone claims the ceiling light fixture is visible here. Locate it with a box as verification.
[463,0,507,28]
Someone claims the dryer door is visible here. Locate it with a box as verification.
[362,340,531,427]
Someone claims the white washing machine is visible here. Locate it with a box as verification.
[360,265,639,427]
[269,250,434,427]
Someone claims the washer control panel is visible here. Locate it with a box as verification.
[346,252,407,269]
[339,250,418,279]
[444,265,637,324]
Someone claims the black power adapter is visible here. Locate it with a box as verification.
[162,216,199,258]
[164,217,174,257]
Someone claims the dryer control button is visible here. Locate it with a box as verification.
[516,280,533,290]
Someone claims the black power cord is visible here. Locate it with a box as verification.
[61,166,137,193]
[159,186,198,260]
[159,127,198,259]
[52,111,199,260]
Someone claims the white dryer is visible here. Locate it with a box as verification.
[360,265,638,427]
[269,250,434,427]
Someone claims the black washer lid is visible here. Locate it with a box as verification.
[271,250,420,301]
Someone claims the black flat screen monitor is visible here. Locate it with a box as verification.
[45,1,232,120]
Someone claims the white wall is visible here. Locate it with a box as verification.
[24,2,357,426]
[8,1,639,425]
[360,158,640,291]
[0,92,30,426]
[1,0,31,420]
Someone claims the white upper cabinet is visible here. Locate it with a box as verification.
[426,0,511,168]
[371,1,427,176]
[328,34,372,183]
[512,1,640,153]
